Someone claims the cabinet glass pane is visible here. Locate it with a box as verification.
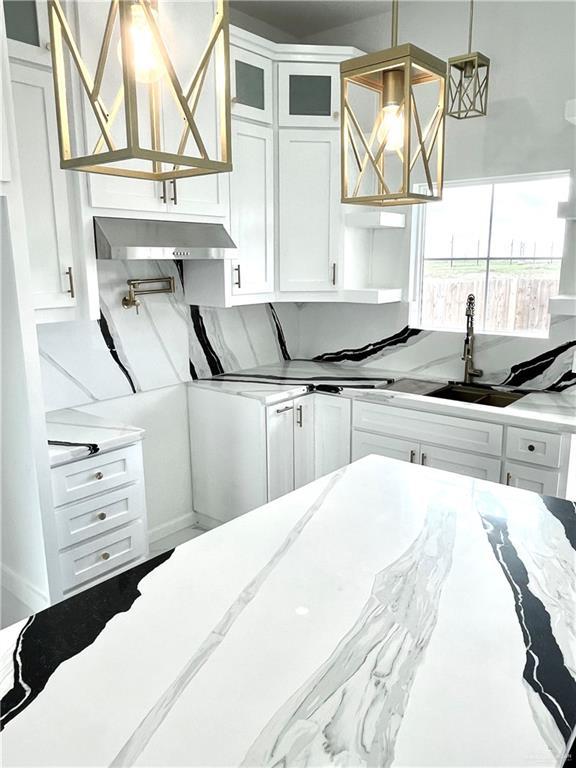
[235,60,265,111]
[3,0,39,47]
[289,74,331,116]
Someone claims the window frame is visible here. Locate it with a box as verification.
[409,170,570,338]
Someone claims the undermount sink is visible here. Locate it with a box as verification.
[427,384,526,408]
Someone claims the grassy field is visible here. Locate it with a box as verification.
[424,260,561,278]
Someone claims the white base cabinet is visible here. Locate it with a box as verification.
[352,401,571,496]
[502,462,561,496]
[188,388,350,523]
[50,442,149,596]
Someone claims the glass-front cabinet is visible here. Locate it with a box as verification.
[2,0,51,65]
[231,46,273,124]
[278,62,340,128]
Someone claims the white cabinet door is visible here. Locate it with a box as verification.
[279,130,341,292]
[352,431,419,464]
[314,394,351,478]
[231,46,273,123]
[230,121,274,295]
[420,444,501,482]
[294,395,315,489]
[503,462,561,496]
[10,61,76,313]
[160,0,228,219]
[278,63,340,128]
[266,402,295,501]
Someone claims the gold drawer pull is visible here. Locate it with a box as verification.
[100,551,110,561]
[97,512,107,521]
[95,471,104,480]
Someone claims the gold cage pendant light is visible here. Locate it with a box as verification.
[48,0,232,180]
[447,0,490,119]
[340,0,447,207]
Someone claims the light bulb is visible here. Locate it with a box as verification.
[378,104,404,152]
[118,4,162,84]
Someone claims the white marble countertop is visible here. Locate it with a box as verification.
[47,409,145,467]
[1,456,574,766]
[189,361,576,432]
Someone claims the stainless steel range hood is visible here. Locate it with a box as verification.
[94,217,236,260]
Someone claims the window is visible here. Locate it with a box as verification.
[415,174,570,336]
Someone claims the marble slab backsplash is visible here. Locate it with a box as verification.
[37,261,575,412]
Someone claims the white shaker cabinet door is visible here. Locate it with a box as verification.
[503,462,561,496]
[10,62,76,314]
[352,431,419,465]
[278,62,340,128]
[266,402,295,502]
[314,394,351,478]
[420,444,501,482]
[293,395,315,489]
[279,130,341,292]
[230,121,274,295]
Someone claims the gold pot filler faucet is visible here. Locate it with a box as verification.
[462,293,483,384]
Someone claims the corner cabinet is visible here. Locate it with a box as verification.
[278,129,342,292]
[188,388,350,525]
[278,62,341,128]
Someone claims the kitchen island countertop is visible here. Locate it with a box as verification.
[1,456,574,767]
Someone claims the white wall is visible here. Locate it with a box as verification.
[78,385,194,544]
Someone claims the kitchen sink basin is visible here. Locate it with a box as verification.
[427,384,526,408]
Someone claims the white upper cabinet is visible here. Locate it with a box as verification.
[278,62,340,128]
[3,0,52,66]
[10,61,77,317]
[231,45,273,124]
[279,129,341,292]
[230,120,274,295]
[74,0,227,219]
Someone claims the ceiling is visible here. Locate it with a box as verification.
[230,1,388,38]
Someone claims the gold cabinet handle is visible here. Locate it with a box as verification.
[95,471,104,480]
[97,512,107,521]
[65,266,75,298]
[409,450,416,463]
[100,551,110,561]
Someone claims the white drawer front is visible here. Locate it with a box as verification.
[505,427,561,468]
[59,520,146,592]
[353,402,503,456]
[51,445,142,506]
[352,430,419,464]
[503,462,561,496]
[420,444,501,482]
[55,484,144,549]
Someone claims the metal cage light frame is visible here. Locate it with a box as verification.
[48,0,232,180]
[447,0,490,119]
[340,0,447,207]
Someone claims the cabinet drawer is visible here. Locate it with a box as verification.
[505,428,561,468]
[59,520,146,592]
[51,445,142,506]
[352,430,419,464]
[54,484,144,549]
[353,402,503,456]
[503,462,561,496]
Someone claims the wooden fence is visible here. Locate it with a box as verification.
[421,276,558,333]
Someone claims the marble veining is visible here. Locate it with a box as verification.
[1,457,575,767]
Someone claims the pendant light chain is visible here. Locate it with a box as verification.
[468,0,474,53]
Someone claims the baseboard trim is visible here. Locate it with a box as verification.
[1,564,50,613]
[148,512,196,543]
[192,511,223,531]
